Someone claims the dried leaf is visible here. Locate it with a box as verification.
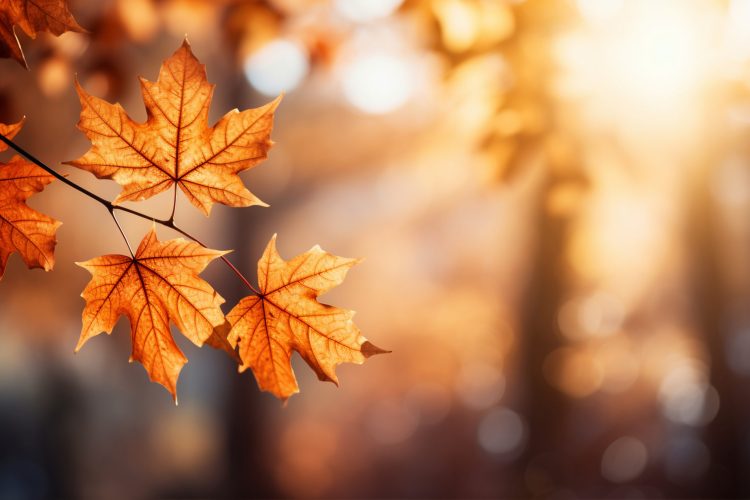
[0,0,85,68]
[0,118,24,150]
[76,227,229,399]
[227,234,387,401]
[0,119,60,279]
[66,39,281,215]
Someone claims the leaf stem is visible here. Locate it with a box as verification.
[169,183,177,223]
[0,132,260,295]
[109,209,134,257]
[160,221,261,295]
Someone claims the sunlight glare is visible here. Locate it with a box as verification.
[611,12,702,103]
[558,0,719,113]
[576,0,624,25]
[725,0,750,59]
[334,0,404,23]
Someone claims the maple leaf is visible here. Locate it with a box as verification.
[227,234,387,401]
[66,39,282,216]
[0,0,84,68]
[0,119,60,279]
[0,119,24,150]
[76,227,231,399]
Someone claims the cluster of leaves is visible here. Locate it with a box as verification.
[0,2,384,402]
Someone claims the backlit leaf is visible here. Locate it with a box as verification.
[0,118,60,279]
[227,234,387,401]
[77,227,229,400]
[66,39,281,216]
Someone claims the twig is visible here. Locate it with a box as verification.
[0,132,261,295]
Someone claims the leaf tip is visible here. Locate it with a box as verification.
[74,333,91,353]
[277,388,299,404]
[361,341,390,358]
[73,76,85,93]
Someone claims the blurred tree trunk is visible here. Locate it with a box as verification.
[223,204,278,498]
[508,4,586,495]
[515,171,573,498]
[693,136,748,499]
[222,80,279,499]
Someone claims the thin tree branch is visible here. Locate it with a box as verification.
[0,132,111,207]
[162,221,261,295]
[0,132,260,295]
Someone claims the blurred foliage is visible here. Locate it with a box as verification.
[3,0,750,498]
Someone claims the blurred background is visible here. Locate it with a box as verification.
[2,0,750,498]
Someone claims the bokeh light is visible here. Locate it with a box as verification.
[601,437,648,483]
[244,39,309,96]
[341,53,414,114]
[3,0,750,497]
[477,407,526,456]
[664,435,711,484]
[333,0,404,23]
[575,0,624,25]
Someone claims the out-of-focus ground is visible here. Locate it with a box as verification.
[3,0,750,498]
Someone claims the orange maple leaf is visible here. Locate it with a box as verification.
[76,227,230,399]
[0,0,84,68]
[66,39,281,215]
[0,119,60,279]
[227,235,387,401]
[0,119,23,147]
